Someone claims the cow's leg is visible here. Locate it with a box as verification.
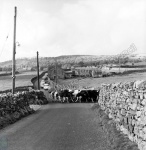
[67,97,69,103]
[58,96,60,102]
[91,98,94,103]
[54,95,56,102]
[63,97,65,103]
[75,97,78,103]
[85,97,88,103]
[79,97,81,103]
[60,97,63,103]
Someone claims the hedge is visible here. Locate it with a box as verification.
[0,89,48,129]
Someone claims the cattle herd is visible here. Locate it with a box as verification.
[49,89,100,103]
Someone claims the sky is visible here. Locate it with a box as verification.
[0,0,145,62]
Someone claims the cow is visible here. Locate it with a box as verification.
[76,90,89,103]
[86,90,100,103]
[75,89,100,103]
[48,88,100,103]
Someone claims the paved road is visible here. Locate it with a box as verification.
[0,104,111,150]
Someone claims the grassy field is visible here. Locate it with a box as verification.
[58,72,146,89]
[0,71,37,91]
[0,71,146,91]
[102,67,146,73]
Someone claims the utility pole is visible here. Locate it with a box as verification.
[12,7,17,94]
[55,58,58,84]
[118,56,121,73]
[37,51,40,90]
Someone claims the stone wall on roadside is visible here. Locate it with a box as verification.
[0,90,48,130]
[98,80,146,150]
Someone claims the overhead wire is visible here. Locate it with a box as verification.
[0,19,13,60]
[0,0,24,62]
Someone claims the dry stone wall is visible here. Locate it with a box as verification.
[98,80,146,150]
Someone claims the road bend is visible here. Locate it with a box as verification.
[0,104,111,150]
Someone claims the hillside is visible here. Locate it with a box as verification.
[0,55,102,68]
[0,54,145,70]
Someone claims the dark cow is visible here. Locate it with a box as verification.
[76,90,89,103]
[76,89,100,103]
[58,89,74,103]
[86,90,100,103]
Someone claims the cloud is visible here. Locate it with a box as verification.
[48,0,145,55]
[0,0,145,62]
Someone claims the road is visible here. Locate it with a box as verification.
[0,104,111,150]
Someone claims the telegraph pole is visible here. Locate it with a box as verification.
[55,58,58,84]
[12,7,17,94]
[37,51,40,90]
[118,56,121,73]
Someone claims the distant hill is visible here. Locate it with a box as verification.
[0,55,102,68]
[0,54,145,69]
[0,57,51,68]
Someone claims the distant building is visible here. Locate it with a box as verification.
[48,66,65,80]
[74,67,102,77]
[48,66,75,80]
[64,70,75,79]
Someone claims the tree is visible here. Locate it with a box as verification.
[120,57,129,64]
[78,61,84,67]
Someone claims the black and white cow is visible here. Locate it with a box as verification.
[75,89,100,103]
[57,89,72,103]
[48,88,100,103]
